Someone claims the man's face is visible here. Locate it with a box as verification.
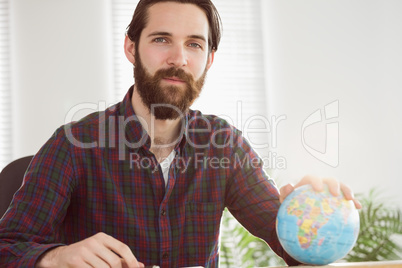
[133,2,214,120]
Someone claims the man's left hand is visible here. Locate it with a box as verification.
[279,175,362,209]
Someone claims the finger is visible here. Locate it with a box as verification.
[294,175,323,192]
[122,259,145,268]
[340,183,362,209]
[80,247,110,268]
[93,245,123,268]
[340,182,353,199]
[99,233,141,267]
[109,242,139,268]
[279,183,294,203]
[81,262,95,268]
[84,257,108,268]
[353,199,362,210]
[322,177,340,196]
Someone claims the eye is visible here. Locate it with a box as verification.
[188,43,202,49]
[153,37,167,43]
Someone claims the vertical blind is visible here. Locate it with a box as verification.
[110,0,268,156]
[111,0,139,103]
[0,0,11,170]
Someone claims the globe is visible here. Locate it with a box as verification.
[276,184,360,265]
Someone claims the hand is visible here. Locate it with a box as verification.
[279,175,362,209]
[36,232,144,268]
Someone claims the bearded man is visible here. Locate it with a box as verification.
[0,0,361,267]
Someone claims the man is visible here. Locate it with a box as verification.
[0,0,361,267]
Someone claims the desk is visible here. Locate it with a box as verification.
[278,260,402,268]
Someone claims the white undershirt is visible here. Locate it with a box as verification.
[159,150,176,187]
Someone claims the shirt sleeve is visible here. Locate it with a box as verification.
[224,131,300,266]
[0,127,75,267]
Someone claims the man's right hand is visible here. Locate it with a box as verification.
[35,232,145,268]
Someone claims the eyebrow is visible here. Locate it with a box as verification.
[147,31,207,43]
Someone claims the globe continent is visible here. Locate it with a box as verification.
[276,184,360,265]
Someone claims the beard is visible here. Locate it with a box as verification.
[134,50,208,120]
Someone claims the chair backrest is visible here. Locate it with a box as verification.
[0,156,34,218]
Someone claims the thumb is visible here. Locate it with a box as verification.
[279,183,294,203]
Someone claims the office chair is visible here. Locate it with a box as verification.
[0,155,33,217]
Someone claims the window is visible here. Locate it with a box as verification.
[0,0,12,170]
[110,0,139,103]
[110,0,268,157]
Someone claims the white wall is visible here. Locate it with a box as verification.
[11,0,113,159]
[262,0,402,205]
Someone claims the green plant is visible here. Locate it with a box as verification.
[219,209,285,268]
[345,189,402,261]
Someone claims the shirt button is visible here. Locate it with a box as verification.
[162,252,169,259]
[161,209,166,216]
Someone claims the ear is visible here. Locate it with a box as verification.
[124,35,136,65]
[206,50,215,70]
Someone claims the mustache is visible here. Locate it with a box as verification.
[154,67,194,84]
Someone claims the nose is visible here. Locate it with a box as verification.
[167,45,188,67]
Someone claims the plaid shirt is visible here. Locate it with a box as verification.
[0,87,299,267]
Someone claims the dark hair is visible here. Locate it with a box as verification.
[126,0,222,53]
